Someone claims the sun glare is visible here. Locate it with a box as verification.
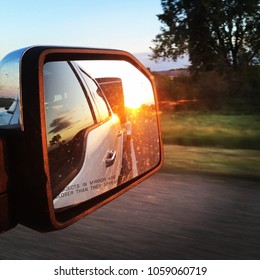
[118,65,155,109]
[125,98,142,109]
[77,60,155,110]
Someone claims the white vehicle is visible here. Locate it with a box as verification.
[43,61,124,209]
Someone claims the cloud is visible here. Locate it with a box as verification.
[49,117,72,134]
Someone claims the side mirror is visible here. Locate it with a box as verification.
[0,46,163,232]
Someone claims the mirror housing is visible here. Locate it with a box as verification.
[0,46,163,232]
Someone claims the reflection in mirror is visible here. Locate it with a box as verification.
[0,50,21,128]
[43,60,160,210]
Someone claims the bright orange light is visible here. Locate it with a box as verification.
[124,90,145,109]
[77,60,155,109]
[111,113,120,124]
[122,72,155,109]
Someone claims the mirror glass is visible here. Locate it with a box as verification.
[43,59,160,210]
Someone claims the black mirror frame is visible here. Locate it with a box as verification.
[7,46,163,232]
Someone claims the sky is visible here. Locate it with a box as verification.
[0,0,189,70]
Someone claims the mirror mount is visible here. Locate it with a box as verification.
[0,136,17,233]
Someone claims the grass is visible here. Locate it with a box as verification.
[160,112,260,150]
[161,145,260,180]
[159,112,260,179]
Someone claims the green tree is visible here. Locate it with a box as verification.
[151,0,260,73]
[49,134,62,147]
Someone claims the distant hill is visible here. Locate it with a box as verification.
[134,52,190,71]
[154,69,190,79]
[0,97,14,108]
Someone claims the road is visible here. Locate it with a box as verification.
[0,172,260,259]
[119,107,160,184]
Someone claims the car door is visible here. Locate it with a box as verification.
[43,61,123,210]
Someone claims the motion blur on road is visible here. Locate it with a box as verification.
[0,171,259,260]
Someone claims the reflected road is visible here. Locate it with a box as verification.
[0,172,260,259]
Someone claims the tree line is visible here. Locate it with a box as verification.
[153,65,260,113]
[151,0,260,113]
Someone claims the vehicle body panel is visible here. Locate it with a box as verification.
[53,116,123,209]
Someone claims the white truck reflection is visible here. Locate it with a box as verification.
[43,61,124,209]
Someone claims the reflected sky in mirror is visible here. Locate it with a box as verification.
[44,61,95,148]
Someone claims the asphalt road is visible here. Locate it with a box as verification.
[0,172,259,260]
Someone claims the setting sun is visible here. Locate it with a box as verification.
[124,97,142,109]
[77,60,155,110]
[123,86,154,109]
